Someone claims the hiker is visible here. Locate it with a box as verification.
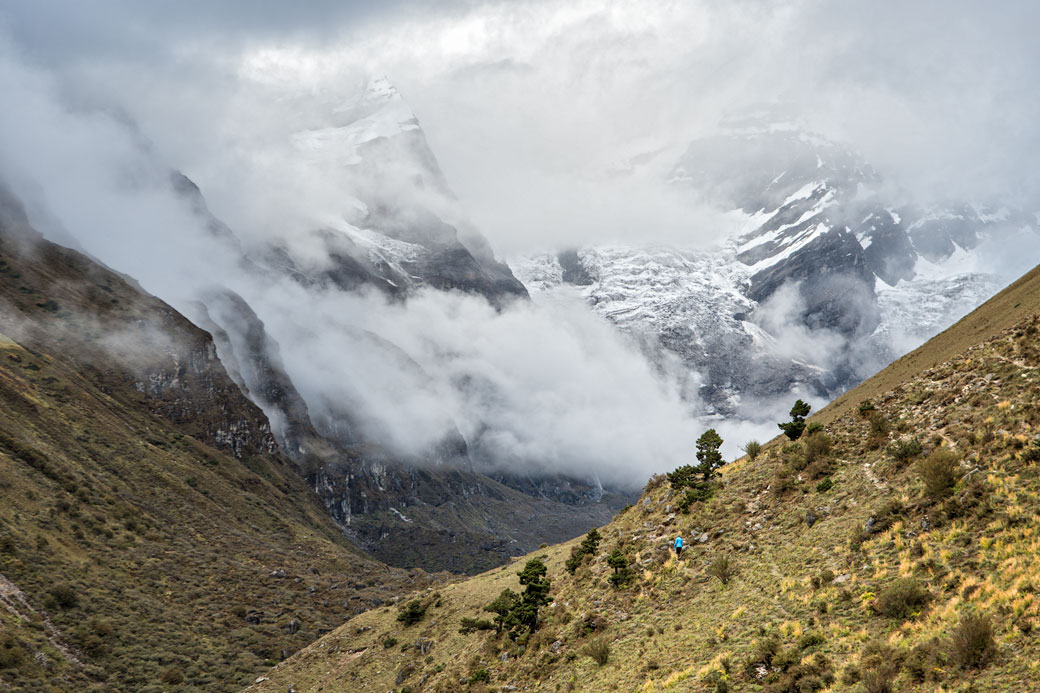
[674,535,683,559]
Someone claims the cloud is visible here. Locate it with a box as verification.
[1,2,1038,495]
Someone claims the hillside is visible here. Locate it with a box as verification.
[0,200,427,691]
[249,267,1040,691]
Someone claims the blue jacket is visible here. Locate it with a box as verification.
[674,537,683,548]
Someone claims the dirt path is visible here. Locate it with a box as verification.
[0,572,82,666]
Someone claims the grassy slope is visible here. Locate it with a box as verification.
[0,225,430,690]
[250,278,1040,691]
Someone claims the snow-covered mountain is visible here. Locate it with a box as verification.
[512,122,1029,424]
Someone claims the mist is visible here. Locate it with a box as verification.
[1,2,1038,491]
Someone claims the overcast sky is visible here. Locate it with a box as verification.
[3,0,1039,252]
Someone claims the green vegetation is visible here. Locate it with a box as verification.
[779,398,811,440]
[248,306,1040,693]
[695,428,724,481]
[606,548,633,589]
[742,439,762,461]
[564,528,601,574]
[0,233,418,691]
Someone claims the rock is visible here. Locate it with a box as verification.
[269,569,287,578]
[752,522,763,532]
[805,511,818,527]
[254,676,269,684]
[833,573,851,584]
[550,640,564,653]
[286,618,301,635]
[698,532,709,544]
[500,651,510,662]
[863,517,877,532]
[416,638,434,655]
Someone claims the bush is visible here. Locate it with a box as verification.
[667,464,698,490]
[159,667,185,685]
[815,477,833,493]
[858,399,876,415]
[458,617,495,634]
[917,448,960,502]
[0,635,24,670]
[887,437,923,463]
[584,638,610,666]
[742,440,762,461]
[707,555,734,585]
[677,482,714,512]
[468,668,491,684]
[382,635,398,648]
[48,583,79,609]
[803,433,832,464]
[950,612,996,669]
[875,578,930,619]
[397,599,427,626]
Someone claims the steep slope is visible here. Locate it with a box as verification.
[250,264,1040,691]
[0,198,426,691]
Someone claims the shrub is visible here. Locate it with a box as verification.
[0,635,24,670]
[677,482,714,512]
[459,617,495,634]
[803,433,832,464]
[860,666,896,693]
[468,668,491,684]
[867,411,891,437]
[887,437,923,463]
[742,440,762,461]
[875,578,930,619]
[950,612,996,669]
[584,638,610,666]
[858,399,876,415]
[917,448,960,502]
[667,464,698,490]
[159,667,185,685]
[798,631,826,650]
[397,599,427,626]
[815,477,833,493]
[707,555,734,585]
[48,583,79,609]
[382,635,398,648]
[805,421,823,436]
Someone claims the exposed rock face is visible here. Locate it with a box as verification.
[0,190,276,458]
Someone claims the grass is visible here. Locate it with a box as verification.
[248,308,1040,692]
[0,231,424,691]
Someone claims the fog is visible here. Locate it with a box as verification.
[1,2,1038,488]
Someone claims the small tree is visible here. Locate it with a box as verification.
[503,558,552,638]
[606,549,633,588]
[779,399,811,441]
[695,429,724,482]
[566,528,602,574]
[483,589,518,633]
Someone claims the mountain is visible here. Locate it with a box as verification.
[0,188,427,692]
[512,122,1031,422]
[2,76,630,576]
[262,76,527,302]
[247,259,1040,692]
